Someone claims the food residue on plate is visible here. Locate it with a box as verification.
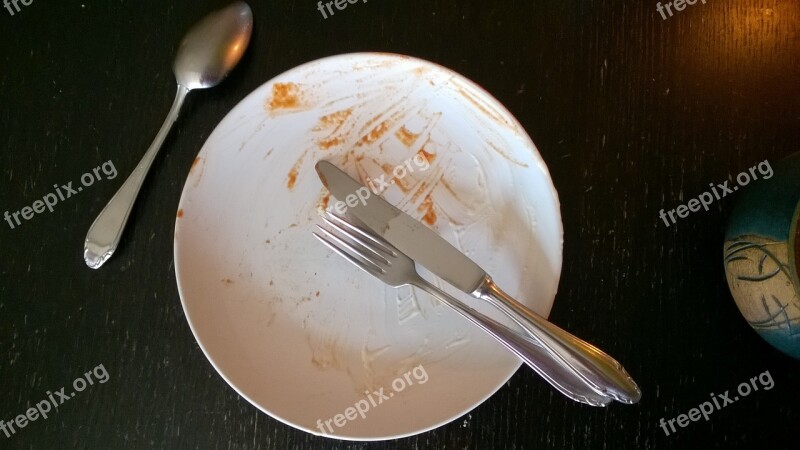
[357,120,392,146]
[314,109,353,150]
[455,84,513,129]
[318,136,345,150]
[267,82,304,112]
[310,338,342,370]
[378,163,412,193]
[190,156,203,173]
[287,167,299,189]
[418,194,437,226]
[395,126,419,147]
[314,109,352,130]
[189,157,205,186]
[286,149,310,190]
[317,190,330,212]
[176,209,184,218]
[410,181,429,203]
[416,147,436,163]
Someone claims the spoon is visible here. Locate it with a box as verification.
[84,2,253,269]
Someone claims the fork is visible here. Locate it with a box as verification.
[313,212,614,406]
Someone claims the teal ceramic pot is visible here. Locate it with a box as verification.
[724,152,800,359]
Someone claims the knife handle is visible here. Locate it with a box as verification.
[413,280,612,406]
[473,278,642,404]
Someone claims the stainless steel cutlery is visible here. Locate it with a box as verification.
[314,211,614,406]
[314,160,641,406]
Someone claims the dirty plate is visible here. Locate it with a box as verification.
[174,53,563,440]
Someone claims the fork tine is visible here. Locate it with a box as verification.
[320,214,393,264]
[323,211,397,257]
[313,227,386,278]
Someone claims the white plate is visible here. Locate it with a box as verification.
[174,53,563,441]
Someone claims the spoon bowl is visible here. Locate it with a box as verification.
[174,1,253,90]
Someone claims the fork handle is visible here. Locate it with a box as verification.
[413,279,612,406]
[474,277,641,404]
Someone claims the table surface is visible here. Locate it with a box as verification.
[2,1,799,449]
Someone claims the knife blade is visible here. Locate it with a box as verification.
[314,159,642,405]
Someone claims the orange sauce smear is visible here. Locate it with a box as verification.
[267,83,301,111]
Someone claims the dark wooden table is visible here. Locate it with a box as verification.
[2,0,799,448]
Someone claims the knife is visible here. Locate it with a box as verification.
[315,160,641,404]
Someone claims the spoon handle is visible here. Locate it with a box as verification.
[84,85,189,268]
